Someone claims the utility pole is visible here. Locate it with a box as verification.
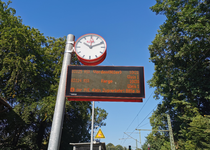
[167,114,176,150]
[48,34,75,150]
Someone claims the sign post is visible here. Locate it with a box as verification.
[90,101,95,150]
[48,34,75,150]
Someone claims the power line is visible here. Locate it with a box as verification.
[120,90,154,145]
[125,90,154,132]
[122,103,159,145]
[135,104,158,129]
[138,122,150,128]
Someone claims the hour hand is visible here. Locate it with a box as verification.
[83,42,91,48]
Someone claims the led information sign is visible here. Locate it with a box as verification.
[65,66,145,102]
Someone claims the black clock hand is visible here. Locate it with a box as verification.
[83,42,91,48]
[91,41,104,48]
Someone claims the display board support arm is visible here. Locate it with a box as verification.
[48,34,75,150]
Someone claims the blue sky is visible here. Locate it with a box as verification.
[7,0,166,148]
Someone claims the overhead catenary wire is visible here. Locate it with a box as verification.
[122,103,159,145]
[135,103,159,129]
[138,122,150,128]
[125,91,154,132]
[120,90,154,145]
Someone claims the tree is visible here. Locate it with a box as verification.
[147,0,210,149]
[141,140,150,150]
[178,114,210,149]
[0,1,108,149]
[106,143,115,150]
[0,1,51,149]
[116,144,124,150]
[123,146,127,150]
[106,143,126,150]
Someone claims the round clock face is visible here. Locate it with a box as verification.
[74,33,107,65]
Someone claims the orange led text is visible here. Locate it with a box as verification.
[101,79,113,84]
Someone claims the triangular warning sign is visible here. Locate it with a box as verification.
[95,128,105,139]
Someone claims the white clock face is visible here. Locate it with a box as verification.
[75,34,107,61]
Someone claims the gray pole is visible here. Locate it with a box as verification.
[90,101,95,150]
[167,114,176,150]
[139,131,141,146]
[48,34,75,150]
[136,139,138,150]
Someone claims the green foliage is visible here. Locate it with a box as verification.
[0,1,108,149]
[141,140,150,150]
[106,143,116,150]
[145,131,169,150]
[106,143,125,150]
[116,144,124,150]
[143,0,210,149]
[141,138,170,150]
[94,106,108,127]
[160,141,170,150]
[179,115,210,149]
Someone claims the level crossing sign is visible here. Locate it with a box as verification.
[95,128,105,139]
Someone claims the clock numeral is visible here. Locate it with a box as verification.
[83,55,85,58]
[89,56,91,59]
[78,51,81,53]
[100,41,104,44]
[100,51,103,54]
[95,55,98,58]
[101,46,105,48]
[84,37,86,40]
[77,46,81,48]
[79,41,82,43]
[96,37,99,40]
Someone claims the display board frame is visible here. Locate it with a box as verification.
[65,66,145,102]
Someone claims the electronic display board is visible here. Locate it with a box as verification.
[65,66,145,102]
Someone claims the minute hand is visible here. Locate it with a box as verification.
[91,42,104,48]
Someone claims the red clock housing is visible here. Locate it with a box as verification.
[74,33,107,66]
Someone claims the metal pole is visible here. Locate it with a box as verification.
[136,139,138,150]
[139,131,141,146]
[90,101,95,150]
[167,114,176,150]
[48,34,75,150]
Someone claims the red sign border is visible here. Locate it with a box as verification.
[68,98,143,102]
